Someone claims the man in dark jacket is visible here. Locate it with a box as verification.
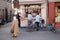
[16,13,20,28]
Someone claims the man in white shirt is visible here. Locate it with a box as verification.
[35,14,41,31]
[27,13,33,31]
[28,13,32,21]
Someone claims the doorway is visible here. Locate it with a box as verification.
[20,4,41,27]
[5,8,8,22]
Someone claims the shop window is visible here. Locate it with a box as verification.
[57,6,60,13]
[55,6,60,22]
[24,4,41,17]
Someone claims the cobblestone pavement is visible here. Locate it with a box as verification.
[0,23,60,40]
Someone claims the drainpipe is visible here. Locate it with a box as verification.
[46,0,49,26]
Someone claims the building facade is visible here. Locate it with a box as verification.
[12,0,48,27]
[48,0,60,28]
[0,0,13,23]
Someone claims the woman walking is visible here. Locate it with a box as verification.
[11,15,19,37]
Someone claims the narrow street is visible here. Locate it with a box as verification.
[0,23,60,40]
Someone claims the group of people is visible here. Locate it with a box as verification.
[27,12,45,31]
[11,11,45,37]
[11,12,23,37]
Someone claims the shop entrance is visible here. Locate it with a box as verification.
[20,4,41,27]
[5,8,8,22]
[55,6,60,28]
[24,4,41,17]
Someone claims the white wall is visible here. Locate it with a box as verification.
[41,3,47,26]
[19,0,46,4]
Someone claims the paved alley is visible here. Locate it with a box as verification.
[0,23,60,40]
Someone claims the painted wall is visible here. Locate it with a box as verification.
[49,2,60,28]
[19,3,47,27]
[48,2,55,23]
[55,2,60,28]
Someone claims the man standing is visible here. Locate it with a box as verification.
[35,13,41,31]
[27,13,32,31]
[11,15,19,37]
